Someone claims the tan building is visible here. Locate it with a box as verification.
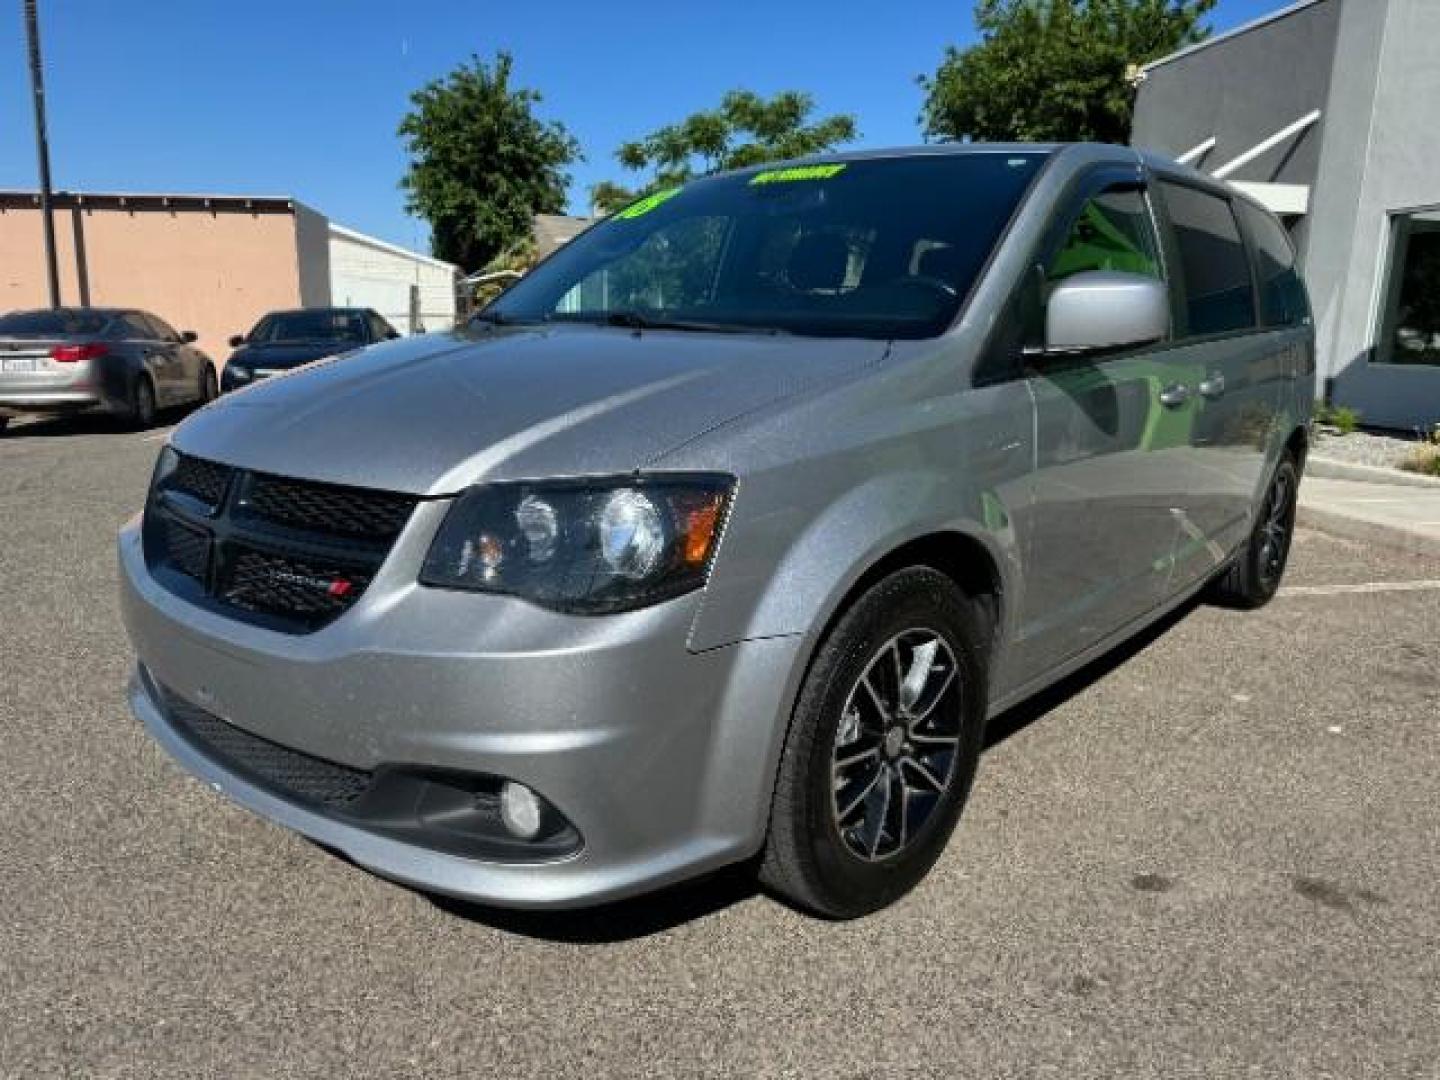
[0,191,459,367]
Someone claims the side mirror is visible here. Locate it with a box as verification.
[181,330,198,344]
[385,330,401,340]
[228,334,245,348]
[1042,271,1169,355]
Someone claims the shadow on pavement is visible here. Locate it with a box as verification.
[427,861,762,943]
[985,594,1201,750]
[2,413,133,439]
[2,409,191,440]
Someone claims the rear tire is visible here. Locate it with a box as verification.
[198,365,218,406]
[1210,454,1300,609]
[128,376,157,431]
[759,567,989,918]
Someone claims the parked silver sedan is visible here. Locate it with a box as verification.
[119,144,1314,917]
[0,307,217,432]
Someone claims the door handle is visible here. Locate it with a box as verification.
[1158,383,1191,408]
[1199,374,1227,399]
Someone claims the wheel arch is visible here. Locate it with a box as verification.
[132,367,156,403]
[1285,422,1310,471]
[813,530,1007,665]
[755,526,1011,784]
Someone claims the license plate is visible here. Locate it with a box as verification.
[2,357,38,374]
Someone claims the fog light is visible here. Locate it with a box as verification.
[500,781,543,840]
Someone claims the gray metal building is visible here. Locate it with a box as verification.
[1132,0,1440,431]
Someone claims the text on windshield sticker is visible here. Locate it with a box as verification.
[749,164,848,186]
[616,187,683,220]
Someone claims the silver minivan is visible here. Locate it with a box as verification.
[119,144,1314,917]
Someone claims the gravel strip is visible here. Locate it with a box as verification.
[1312,428,1425,470]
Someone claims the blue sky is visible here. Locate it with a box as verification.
[0,0,1282,255]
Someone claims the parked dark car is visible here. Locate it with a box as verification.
[0,307,217,432]
[222,308,400,392]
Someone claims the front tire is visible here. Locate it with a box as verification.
[128,376,157,430]
[198,364,218,406]
[760,567,989,918]
[1210,454,1300,609]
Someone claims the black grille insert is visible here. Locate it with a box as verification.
[243,473,416,539]
[222,548,373,622]
[144,451,418,633]
[159,683,372,807]
[163,517,210,583]
[171,454,232,509]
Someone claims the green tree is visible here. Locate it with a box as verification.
[399,52,579,270]
[921,0,1216,145]
[591,90,858,214]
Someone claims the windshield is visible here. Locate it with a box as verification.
[248,310,367,344]
[486,153,1047,340]
[0,309,112,338]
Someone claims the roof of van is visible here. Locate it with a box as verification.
[723,142,1280,217]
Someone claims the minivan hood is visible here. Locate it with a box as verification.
[174,325,886,496]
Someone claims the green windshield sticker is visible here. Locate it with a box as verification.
[749,164,848,186]
[616,187,683,220]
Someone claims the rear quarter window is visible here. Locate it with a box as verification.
[1160,181,1257,337]
[1237,201,1308,328]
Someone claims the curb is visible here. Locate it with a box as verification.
[1297,502,1440,559]
[1307,455,1440,489]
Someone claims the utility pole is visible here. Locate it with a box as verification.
[23,0,61,308]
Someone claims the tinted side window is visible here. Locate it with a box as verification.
[146,313,181,341]
[1048,186,1162,283]
[1160,182,1256,336]
[1237,202,1307,328]
[118,313,155,339]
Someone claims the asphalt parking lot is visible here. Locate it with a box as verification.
[2,414,1438,1079]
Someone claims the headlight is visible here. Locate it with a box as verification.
[420,475,734,613]
[226,364,253,383]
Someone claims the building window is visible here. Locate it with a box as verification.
[1375,209,1440,367]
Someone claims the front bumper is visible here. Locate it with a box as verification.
[118,512,803,908]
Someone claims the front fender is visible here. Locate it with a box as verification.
[689,462,1024,654]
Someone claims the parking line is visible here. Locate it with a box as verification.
[140,430,174,442]
[1280,580,1440,597]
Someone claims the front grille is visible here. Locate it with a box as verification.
[163,517,210,582]
[171,454,231,509]
[243,473,415,539]
[222,548,373,622]
[144,451,419,633]
[158,682,372,807]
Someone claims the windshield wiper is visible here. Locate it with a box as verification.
[599,311,787,335]
[470,310,537,327]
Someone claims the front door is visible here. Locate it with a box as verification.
[144,312,194,405]
[1008,169,1198,683]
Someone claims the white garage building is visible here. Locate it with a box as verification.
[326,221,461,335]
